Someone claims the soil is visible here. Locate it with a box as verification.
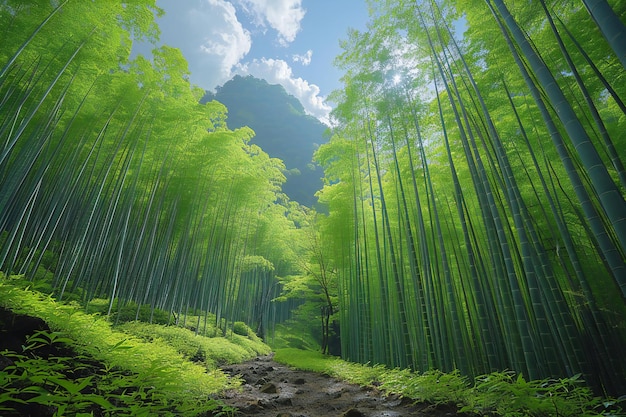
[219,354,471,417]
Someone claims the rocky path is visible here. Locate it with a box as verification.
[218,354,463,417]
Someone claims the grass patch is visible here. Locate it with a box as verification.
[273,347,338,372]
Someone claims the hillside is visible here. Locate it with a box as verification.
[202,75,328,207]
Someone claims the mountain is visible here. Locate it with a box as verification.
[201,75,328,207]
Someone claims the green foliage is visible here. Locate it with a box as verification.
[316,0,626,397]
[2,1,625,414]
[0,348,113,416]
[274,349,623,417]
[86,298,170,325]
[0,281,252,414]
[175,312,221,337]
[84,298,113,315]
[116,321,270,370]
[269,327,320,351]
[270,208,340,355]
[232,321,250,336]
[0,331,230,416]
[377,368,470,406]
[0,0,302,368]
[273,348,339,373]
[465,371,619,417]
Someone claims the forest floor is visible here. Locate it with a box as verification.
[218,354,472,417]
[0,305,471,416]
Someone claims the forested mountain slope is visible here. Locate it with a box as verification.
[202,75,327,207]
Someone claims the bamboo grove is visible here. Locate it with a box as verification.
[0,1,303,339]
[314,0,626,395]
[1,0,626,399]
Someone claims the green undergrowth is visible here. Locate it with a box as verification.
[274,348,624,417]
[84,297,244,339]
[268,316,323,352]
[0,276,270,416]
[116,321,270,370]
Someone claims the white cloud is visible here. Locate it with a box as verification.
[237,58,332,124]
[237,0,305,45]
[154,0,252,89]
[138,1,329,123]
[292,49,312,66]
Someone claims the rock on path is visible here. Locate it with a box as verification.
[218,354,460,417]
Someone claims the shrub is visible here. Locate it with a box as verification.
[117,321,271,370]
[232,321,249,336]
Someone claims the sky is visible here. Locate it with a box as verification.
[139,0,371,124]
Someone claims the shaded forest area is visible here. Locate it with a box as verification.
[0,1,625,414]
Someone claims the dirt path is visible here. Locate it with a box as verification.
[218,354,465,417]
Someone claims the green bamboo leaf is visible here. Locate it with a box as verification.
[0,0,69,79]
[26,393,66,404]
[45,375,91,395]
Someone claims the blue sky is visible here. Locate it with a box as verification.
[142,0,371,123]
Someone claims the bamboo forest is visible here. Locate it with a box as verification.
[1,0,626,415]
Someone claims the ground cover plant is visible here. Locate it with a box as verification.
[273,348,625,417]
[116,321,270,370]
[0,276,270,416]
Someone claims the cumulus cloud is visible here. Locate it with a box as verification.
[292,50,312,66]
[237,58,332,124]
[139,1,329,123]
[236,0,305,45]
[155,0,251,89]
